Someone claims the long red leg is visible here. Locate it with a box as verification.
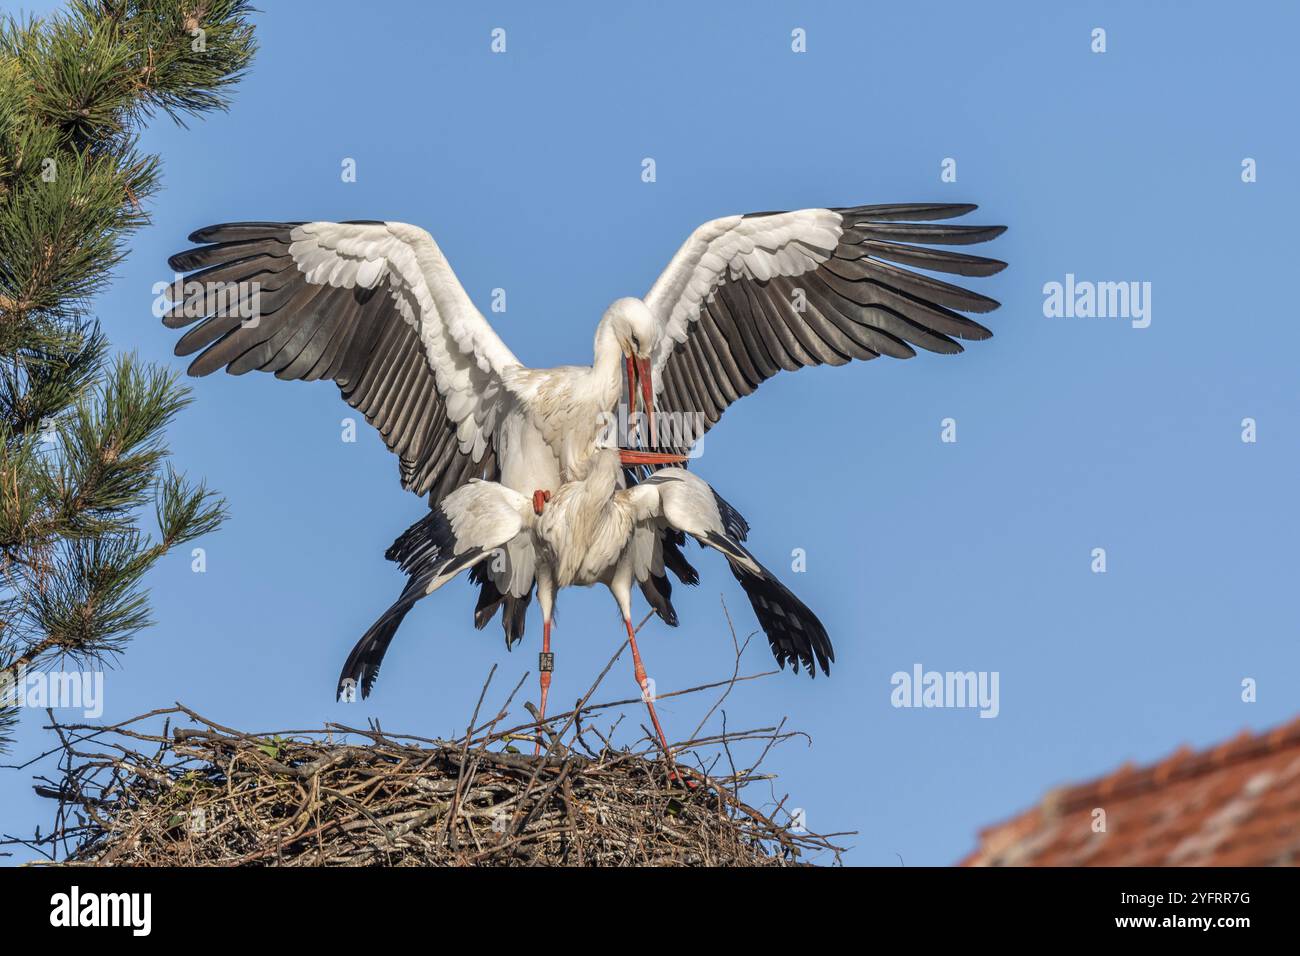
[624,616,672,757]
[534,618,553,756]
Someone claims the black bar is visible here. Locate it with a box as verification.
[0,865,1280,939]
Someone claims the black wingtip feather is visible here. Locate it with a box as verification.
[470,563,505,631]
[663,529,700,586]
[336,583,421,700]
[186,222,299,244]
[501,592,530,648]
[711,489,750,541]
[700,531,834,678]
[832,202,981,222]
[848,222,1007,246]
[731,561,834,678]
[167,248,205,271]
[640,573,679,627]
[468,553,531,647]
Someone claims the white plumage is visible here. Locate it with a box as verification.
[336,445,832,756]
[163,202,1004,752]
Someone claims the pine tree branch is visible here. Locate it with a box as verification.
[0,0,255,752]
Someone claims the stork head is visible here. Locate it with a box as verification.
[601,298,661,447]
[604,297,657,360]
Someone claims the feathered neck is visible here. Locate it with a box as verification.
[587,315,626,420]
[575,446,621,503]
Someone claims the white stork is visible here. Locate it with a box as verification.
[162,202,1004,728]
[335,444,829,757]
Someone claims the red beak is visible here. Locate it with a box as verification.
[625,355,638,444]
[619,449,688,466]
[625,355,657,447]
[636,356,655,447]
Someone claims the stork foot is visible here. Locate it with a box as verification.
[531,489,552,515]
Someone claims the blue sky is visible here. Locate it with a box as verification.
[4,0,1298,866]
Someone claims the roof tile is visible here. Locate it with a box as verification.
[961,717,1300,866]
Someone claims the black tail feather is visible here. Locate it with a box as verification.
[662,528,700,586]
[501,591,530,647]
[640,573,679,627]
[729,559,834,677]
[469,562,531,648]
[471,564,506,630]
[338,503,485,699]
[699,531,833,677]
[337,580,423,700]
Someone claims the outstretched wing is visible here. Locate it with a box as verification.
[643,203,1005,454]
[164,221,520,503]
[635,470,833,677]
[338,480,531,699]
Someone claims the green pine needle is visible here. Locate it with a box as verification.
[0,0,255,752]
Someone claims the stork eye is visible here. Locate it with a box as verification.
[631,334,640,351]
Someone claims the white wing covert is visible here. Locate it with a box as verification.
[165,221,521,503]
[643,203,1006,453]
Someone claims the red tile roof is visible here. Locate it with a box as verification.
[960,717,1300,866]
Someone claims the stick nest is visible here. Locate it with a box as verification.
[14,649,849,866]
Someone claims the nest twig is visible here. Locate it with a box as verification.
[4,606,852,866]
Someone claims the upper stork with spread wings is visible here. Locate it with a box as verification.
[162,201,1005,677]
